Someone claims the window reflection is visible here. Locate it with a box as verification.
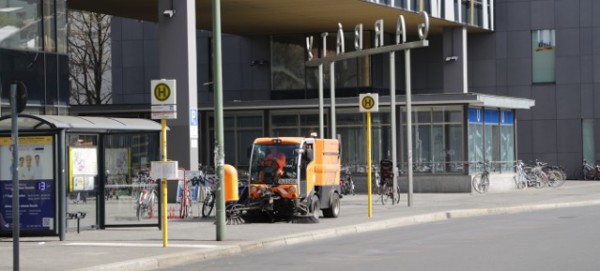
[403,106,464,174]
[0,0,43,51]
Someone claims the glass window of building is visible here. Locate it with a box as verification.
[582,119,595,165]
[532,29,556,83]
[271,31,371,93]
[484,109,500,169]
[271,35,306,90]
[271,111,327,138]
[42,0,55,52]
[469,108,515,173]
[402,106,464,174]
[209,113,263,168]
[500,110,514,172]
[0,0,43,51]
[468,108,484,172]
[56,0,67,54]
[337,110,389,173]
[272,114,299,137]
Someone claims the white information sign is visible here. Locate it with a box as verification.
[150,161,179,179]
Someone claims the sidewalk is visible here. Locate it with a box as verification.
[2,181,600,271]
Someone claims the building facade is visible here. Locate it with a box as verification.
[37,0,600,187]
[90,0,598,182]
[0,0,69,115]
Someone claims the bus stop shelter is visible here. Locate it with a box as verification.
[0,114,163,240]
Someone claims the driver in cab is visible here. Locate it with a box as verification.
[259,146,286,182]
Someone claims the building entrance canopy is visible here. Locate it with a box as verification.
[199,92,535,111]
[67,0,486,35]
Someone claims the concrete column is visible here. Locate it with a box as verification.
[157,0,199,170]
[442,27,468,93]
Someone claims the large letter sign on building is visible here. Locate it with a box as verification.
[305,12,431,208]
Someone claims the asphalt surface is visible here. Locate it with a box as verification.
[2,181,600,271]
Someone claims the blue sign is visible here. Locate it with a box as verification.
[0,179,55,232]
[500,110,514,125]
[484,109,499,124]
[468,108,483,123]
[190,109,198,127]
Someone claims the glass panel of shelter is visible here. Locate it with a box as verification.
[103,133,160,226]
[66,134,98,231]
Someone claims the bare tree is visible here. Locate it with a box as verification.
[68,10,112,105]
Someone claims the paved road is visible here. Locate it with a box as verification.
[2,181,600,271]
[163,205,600,271]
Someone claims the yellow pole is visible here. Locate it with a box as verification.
[161,119,168,247]
[367,111,372,218]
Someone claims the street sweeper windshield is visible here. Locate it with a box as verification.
[249,143,299,184]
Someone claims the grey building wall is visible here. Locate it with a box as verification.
[462,0,600,177]
[111,17,271,105]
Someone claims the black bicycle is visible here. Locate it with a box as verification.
[201,175,217,217]
[471,160,491,193]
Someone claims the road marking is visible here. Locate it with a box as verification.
[64,242,219,249]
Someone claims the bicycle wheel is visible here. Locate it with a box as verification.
[380,190,387,205]
[394,186,401,204]
[179,198,188,218]
[547,170,565,188]
[202,192,215,217]
[472,174,489,193]
[381,186,391,205]
[480,174,490,193]
[147,194,155,218]
[514,174,527,190]
[583,168,592,180]
[136,204,142,221]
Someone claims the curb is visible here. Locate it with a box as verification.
[79,199,600,271]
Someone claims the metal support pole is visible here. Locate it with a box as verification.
[161,119,168,247]
[330,62,336,138]
[10,84,20,271]
[367,111,372,217]
[212,0,226,241]
[406,49,413,207]
[318,64,324,138]
[390,52,398,204]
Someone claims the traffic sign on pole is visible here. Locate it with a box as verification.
[359,93,379,112]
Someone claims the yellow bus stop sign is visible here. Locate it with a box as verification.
[154,83,171,102]
[151,79,177,105]
[359,93,379,112]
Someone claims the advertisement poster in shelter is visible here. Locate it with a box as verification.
[0,136,56,234]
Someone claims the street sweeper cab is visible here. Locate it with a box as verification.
[245,136,342,222]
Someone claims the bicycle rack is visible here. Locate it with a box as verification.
[67,211,87,234]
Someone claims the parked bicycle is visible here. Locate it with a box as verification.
[582,160,600,180]
[201,171,217,218]
[136,173,157,221]
[536,160,566,188]
[514,160,562,189]
[179,178,193,218]
[379,160,400,205]
[514,160,529,190]
[340,169,355,196]
[471,160,491,193]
